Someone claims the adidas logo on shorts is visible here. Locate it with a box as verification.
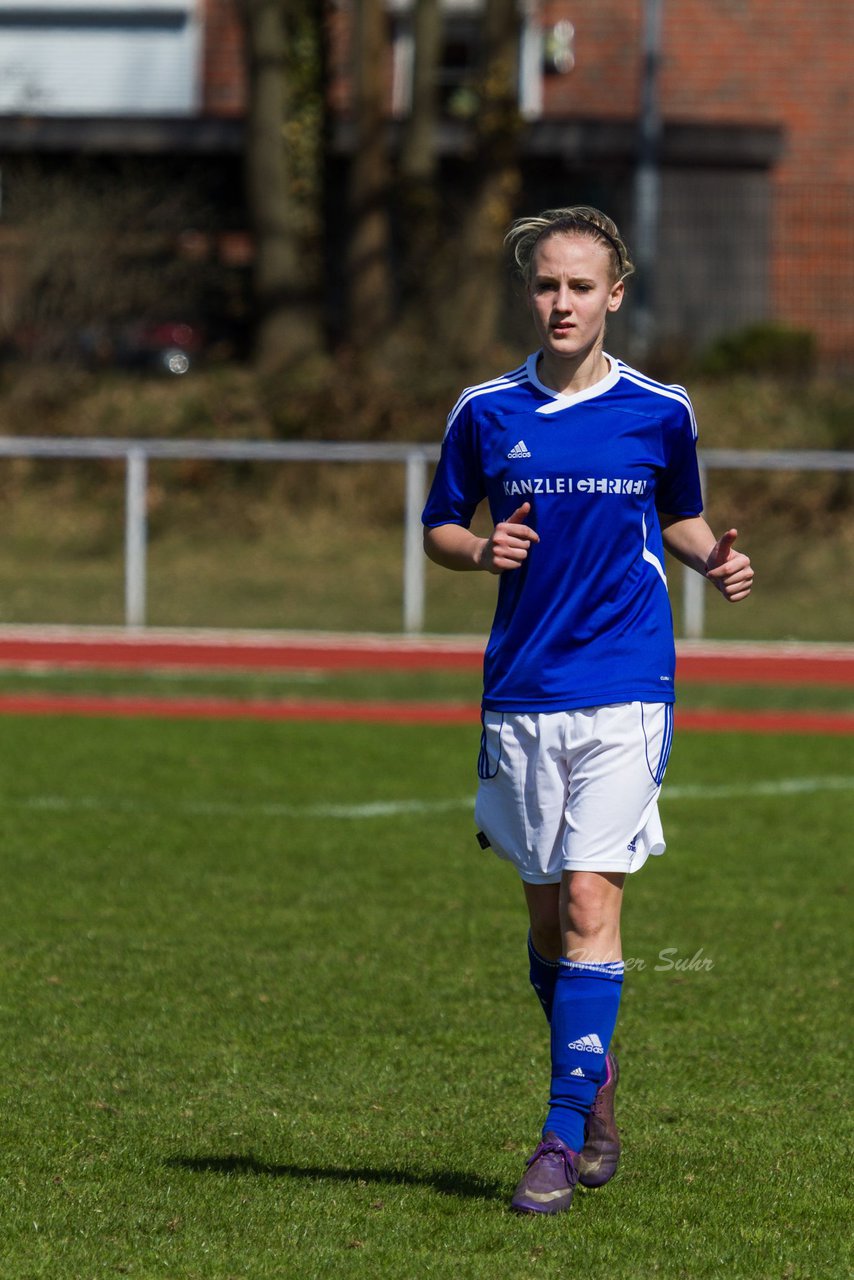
[570,1067,585,1077]
[566,1033,604,1054]
[507,440,531,459]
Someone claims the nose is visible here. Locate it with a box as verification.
[554,282,573,312]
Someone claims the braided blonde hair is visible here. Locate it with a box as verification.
[505,206,634,285]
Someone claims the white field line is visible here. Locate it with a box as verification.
[0,664,327,684]
[6,775,853,821]
[665,776,853,800]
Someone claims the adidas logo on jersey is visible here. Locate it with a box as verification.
[566,1033,604,1054]
[507,440,531,459]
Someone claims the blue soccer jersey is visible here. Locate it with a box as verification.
[422,353,704,712]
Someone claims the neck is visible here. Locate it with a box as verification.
[537,347,610,396]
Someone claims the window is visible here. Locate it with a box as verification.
[0,0,202,116]
[390,0,544,121]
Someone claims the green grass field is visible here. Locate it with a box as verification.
[0,700,851,1279]
[0,665,853,714]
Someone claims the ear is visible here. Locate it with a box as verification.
[607,280,625,313]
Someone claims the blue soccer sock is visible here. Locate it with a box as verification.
[527,930,560,1022]
[543,958,624,1152]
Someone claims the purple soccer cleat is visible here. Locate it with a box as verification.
[510,1133,580,1215]
[577,1050,621,1188]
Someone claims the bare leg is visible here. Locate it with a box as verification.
[525,872,625,962]
[561,870,626,963]
[523,881,562,961]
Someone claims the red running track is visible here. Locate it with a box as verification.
[0,692,852,734]
[0,629,852,733]
[0,629,852,685]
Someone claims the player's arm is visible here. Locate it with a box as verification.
[424,503,540,575]
[660,514,753,602]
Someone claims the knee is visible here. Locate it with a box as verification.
[564,874,622,945]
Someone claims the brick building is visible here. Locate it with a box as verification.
[364,0,854,366]
[286,0,854,365]
[0,0,851,366]
[528,0,854,366]
[0,0,249,340]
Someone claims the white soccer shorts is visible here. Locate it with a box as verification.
[474,702,673,883]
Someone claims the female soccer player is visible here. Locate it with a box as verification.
[422,207,753,1215]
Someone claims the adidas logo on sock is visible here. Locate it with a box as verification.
[566,1033,605,1054]
[507,440,531,459]
[570,1067,585,1077]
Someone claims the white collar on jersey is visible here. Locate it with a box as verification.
[527,351,620,414]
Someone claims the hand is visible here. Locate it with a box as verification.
[705,528,754,602]
[477,502,540,574]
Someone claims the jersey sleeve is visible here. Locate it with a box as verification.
[655,397,704,517]
[421,402,486,528]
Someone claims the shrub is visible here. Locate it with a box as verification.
[697,322,817,378]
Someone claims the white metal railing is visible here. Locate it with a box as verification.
[0,437,851,637]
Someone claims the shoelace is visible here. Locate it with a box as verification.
[589,1087,610,1120]
[528,1140,579,1185]
[588,1060,614,1120]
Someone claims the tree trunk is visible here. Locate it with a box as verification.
[348,0,395,352]
[442,0,522,370]
[243,0,320,370]
[398,0,442,326]
[400,0,441,185]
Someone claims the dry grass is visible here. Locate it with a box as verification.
[0,467,850,640]
[0,365,850,638]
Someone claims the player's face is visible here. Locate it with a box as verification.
[527,233,624,368]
